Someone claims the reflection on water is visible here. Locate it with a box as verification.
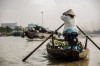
[47,58,89,66]
[0,36,100,66]
[44,50,89,66]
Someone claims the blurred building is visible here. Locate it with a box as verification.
[1,23,17,29]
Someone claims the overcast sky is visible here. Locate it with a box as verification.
[0,0,100,31]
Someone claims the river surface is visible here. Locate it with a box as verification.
[0,35,100,66]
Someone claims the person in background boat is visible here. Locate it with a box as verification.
[58,32,61,38]
[61,9,83,51]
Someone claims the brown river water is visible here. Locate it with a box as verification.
[0,35,100,66]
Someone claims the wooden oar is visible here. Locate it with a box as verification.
[76,25,100,50]
[22,23,64,62]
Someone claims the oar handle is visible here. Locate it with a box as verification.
[76,25,100,50]
[76,25,87,36]
[55,23,64,32]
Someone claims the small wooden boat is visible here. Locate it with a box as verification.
[21,29,45,39]
[25,30,38,39]
[46,39,89,60]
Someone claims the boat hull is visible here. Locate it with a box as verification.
[46,39,89,60]
[47,49,80,60]
[47,46,89,60]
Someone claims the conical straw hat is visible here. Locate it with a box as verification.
[63,9,75,16]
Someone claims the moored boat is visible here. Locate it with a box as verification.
[25,30,38,39]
